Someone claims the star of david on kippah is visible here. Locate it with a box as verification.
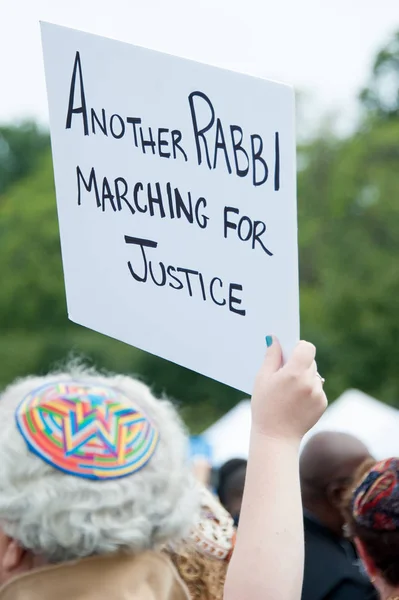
[15,381,159,480]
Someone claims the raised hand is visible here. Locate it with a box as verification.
[251,337,327,442]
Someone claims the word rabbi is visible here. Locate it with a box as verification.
[188,91,280,189]
[125,236,246,316]
[65,52,280,189]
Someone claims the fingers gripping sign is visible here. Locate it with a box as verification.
[287,340,316,371]
[251,337,327,441]
[259,335,283,376]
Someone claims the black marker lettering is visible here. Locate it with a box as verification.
[166,182,175,219]
[174,188,193,223]
[91,108,107,136]
[230,125,249,177]
[133,182,147,213]
[114,177,134,214]
[66,52,89,135]
[210,277,226,306]
[229,283,246,316]
[149,261,167,286]
[198,272,207,301]
[176,267,198,297]
[223,206,239,238]
[124,236,157,248]
[188,91,215,169]
[238,216,252,242]
[77,166,100,207]
[124,235,158,282]
[274,132,280,191]
[167,265,183,290]
[101,177,117,211]
[126,117,142,147]
[171,130,188,161]
[213,118,232,174]
[148,182,166,218]
[252,221,273,256]
[140,126,156,154]
[251,134,268,187]
[158,128,171,158]
[110,114,125,139]
[194,197,209,229]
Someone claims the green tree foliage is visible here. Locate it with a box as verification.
[0,122,50,195]
[360,31,399,120]
[1,31,399,429]
[298,31,399,405]
[298,118,399,404]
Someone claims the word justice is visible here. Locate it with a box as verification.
[125,236,246,316]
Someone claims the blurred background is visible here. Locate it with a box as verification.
[1,0,399,448]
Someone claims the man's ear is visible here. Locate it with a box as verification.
[326,481,348,508]
[354,537,377,578]
[2,539,26,574]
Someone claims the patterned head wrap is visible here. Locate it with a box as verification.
[352,458,399,531]
[15,381,159,480]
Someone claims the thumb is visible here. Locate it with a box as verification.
[261,336,283,375]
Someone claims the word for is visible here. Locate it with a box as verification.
[125,236,246,316]
[76,166,209,229]
[224,206,273,256]
[65,52,187,162]
[189,91,280,189]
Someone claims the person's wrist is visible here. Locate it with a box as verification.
[250,425,302,452]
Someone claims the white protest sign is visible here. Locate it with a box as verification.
[41,22,299,394]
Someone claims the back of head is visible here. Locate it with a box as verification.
[341,457,377,530]
[217,459,247,521]
[300,432,371,534]
[350,458,399,589]
[0,365,199,563]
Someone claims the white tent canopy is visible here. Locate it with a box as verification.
[203,400,251,467]
[302,389,399,458]
[203,390,399,468]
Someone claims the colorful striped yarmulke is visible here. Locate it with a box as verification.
[15,381,159,480]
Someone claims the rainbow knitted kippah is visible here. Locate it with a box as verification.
[15,381,159,480]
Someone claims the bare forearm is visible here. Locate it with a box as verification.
[224,432,304,600]
[224,338,326,600]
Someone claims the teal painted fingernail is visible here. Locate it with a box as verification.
[265,335,273,347]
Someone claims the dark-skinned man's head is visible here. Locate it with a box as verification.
[300,432,372,537]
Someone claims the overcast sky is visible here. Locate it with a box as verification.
[1,0,398,132]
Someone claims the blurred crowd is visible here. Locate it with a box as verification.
[0,338,398,600]
[214,436,377,600]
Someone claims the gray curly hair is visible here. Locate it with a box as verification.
[0,365,200,562]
